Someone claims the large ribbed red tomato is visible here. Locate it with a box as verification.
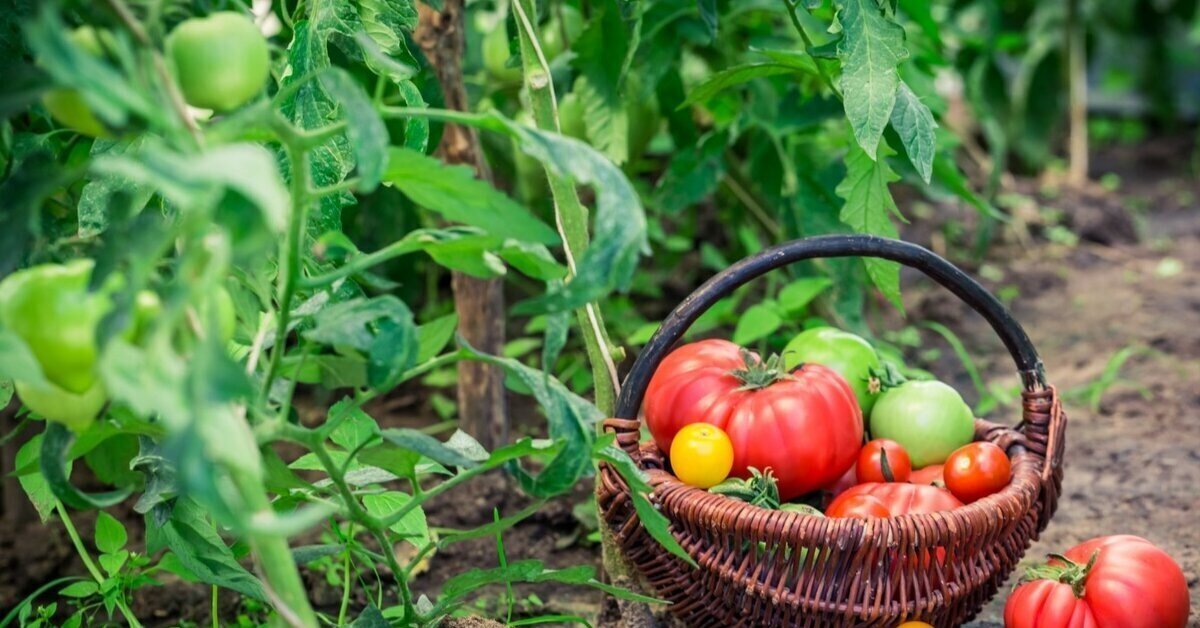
[1004,536,1189,628]
[644,339,862,500]
[825,482,962,516]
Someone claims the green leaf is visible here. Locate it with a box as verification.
[0,152,62,277]
[144,498,266,601]
[778,278,834,314]
[836,143,905,311]
[732,303,783,345]
[15,436,55,522]
[58,581,98,598]
[889,81,937,183]
[329,403,380,453]
[416,313,458,363]
[836,0,908,159]
[498,242,567,281]
[130,437,178,514]
[697,0,718,39]
[349,604,390,628]
[379,428,480,469]
[94,511,127,554]
[91,142,290,233]
[280,7,358,235]
[570,1,632,164]
[384,147,558,244]
[459,341,599,497]
[362,491,429,544]
[77,138,154,237]
[632,490,697,568]
[39,423,133,510]
[654,131,727,214]
[98,549,128,576]
[678,64,797,109]
[320,68,388,193]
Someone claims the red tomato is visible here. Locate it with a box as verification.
[856,439,912,483]
[826,464,858,498]
[826,494,890,519]
[943,441,1011,503]
[826,482,962,516]
[1004,536,1189,628]
[644,339,863,500]
[909,464,944,486]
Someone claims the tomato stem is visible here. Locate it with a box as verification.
[729,350,793,390]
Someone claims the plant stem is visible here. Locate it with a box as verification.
[229,470,319,627]
[54,501,144,628]
[260,120,313,401]
[211,585,219,628]
[782,0,841,99]
[511,0,621,416]
[337,524,354,626]
[1065,0,1088,185]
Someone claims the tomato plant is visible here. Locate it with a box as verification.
[943,442,1011,503]
[869,381,976,468]
[856,438,912,483]
[670,423,734,489]
[1005,536,1190,628]
[645,339,862,499]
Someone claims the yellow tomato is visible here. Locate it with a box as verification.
[669,423,734,489]
[897,622,935,628]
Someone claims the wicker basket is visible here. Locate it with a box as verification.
[597,235,1066,627]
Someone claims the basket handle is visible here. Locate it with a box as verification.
[614,235,1047,424]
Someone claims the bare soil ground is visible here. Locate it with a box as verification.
[3,139,1199,626]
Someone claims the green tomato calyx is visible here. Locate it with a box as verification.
[729,350,794,391]
[1022,550,1100,598]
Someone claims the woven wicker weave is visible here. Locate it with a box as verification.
[596,235,1066,627]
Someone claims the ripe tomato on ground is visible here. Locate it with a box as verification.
[826,482,962,516]
[167,12,270,111]
[1004,535,1189,628]
[943,441,1011,503]
[869,380,975,468]
[856,439,912,483]
[644,339,862,500]
[826,494,890,519]
[669,423,734,489]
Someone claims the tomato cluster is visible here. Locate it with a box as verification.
[42,12,269,137]
[644,328,1017,511]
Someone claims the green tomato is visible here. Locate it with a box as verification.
[868,380,975,468]
[482,26,522,84]
[0,260,115,394]
[41,27,109,137]
[784,327,881,414]
[15,379,106,432]
[558,90,587,141]
[540,6,584,60]
[167,12,270,111]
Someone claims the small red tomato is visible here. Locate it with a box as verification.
[856,438,912,483]
[826,494,890,519]
[909,464,944,486]
[943,442,1010,503]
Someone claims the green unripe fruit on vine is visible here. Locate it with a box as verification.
[483,26,522,84]
[41,27,109,137]
[167,12,270,111]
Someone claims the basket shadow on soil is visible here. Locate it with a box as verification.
[3,138,1199,626]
